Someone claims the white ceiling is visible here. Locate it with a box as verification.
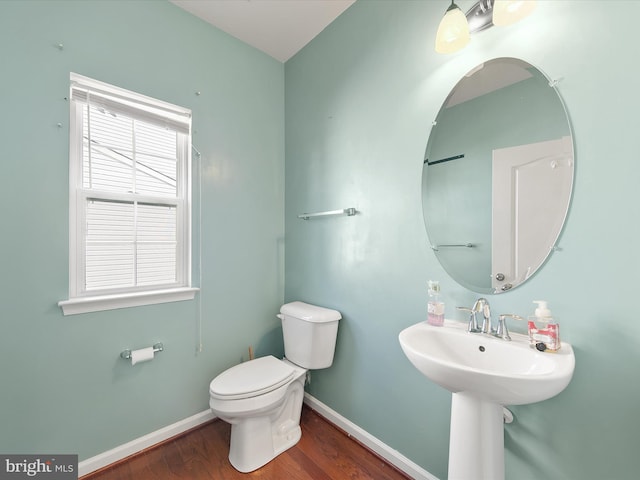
[170,0,356,63]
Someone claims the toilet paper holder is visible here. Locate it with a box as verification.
[120,343,164,360]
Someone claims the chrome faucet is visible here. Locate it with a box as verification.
[458,299,523,341]
[474,298,492,334]
[457,298,493,335]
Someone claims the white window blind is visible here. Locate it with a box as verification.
[62,73,194,312]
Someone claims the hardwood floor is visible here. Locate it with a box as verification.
[82,406,412,480]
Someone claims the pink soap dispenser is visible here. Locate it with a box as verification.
[427,280,445,326]
[528,300,561,352]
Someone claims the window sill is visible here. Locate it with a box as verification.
[58,287,199,316]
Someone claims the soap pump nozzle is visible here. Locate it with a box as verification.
[533,300,551,319]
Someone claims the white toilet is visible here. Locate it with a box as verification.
[209,301,341,473]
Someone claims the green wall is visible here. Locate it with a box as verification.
[0,0,284,460]
[3,1,640,479]
[285,1,640,479]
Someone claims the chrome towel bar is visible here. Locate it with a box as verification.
[431,243,474,251]
[298,207,357,220]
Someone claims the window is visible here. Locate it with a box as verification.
[59,73,197,315]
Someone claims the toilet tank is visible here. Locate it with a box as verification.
[279,301,341,369]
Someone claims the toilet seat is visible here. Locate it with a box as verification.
[210,355,295,401]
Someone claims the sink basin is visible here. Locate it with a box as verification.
[399,320,575,405]
[399,319,575,479]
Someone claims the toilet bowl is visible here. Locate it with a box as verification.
[209,301,341,473]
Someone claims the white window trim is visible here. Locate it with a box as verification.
[59,73,197,316]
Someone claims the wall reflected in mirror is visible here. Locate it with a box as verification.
[422,58,573,294]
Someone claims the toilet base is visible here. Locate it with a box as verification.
[225,367,305,473]
[229,417,302,473]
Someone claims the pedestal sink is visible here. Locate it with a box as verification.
[399,320,575,480]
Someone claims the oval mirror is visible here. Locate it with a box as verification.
[422,57,573,294]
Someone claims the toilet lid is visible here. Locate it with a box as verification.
[209,355,295,400]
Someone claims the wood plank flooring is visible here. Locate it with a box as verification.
[82,406,412,480]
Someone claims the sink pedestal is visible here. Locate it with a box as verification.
[448,393,505,480]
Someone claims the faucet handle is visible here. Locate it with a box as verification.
[457,306,481,333]
[495,314,524,341]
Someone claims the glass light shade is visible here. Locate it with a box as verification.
[492,0,537,26]
[435,3,470,54]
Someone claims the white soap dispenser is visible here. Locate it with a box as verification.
[528,300,560,352]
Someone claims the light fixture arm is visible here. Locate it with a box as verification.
[466,0,495,33]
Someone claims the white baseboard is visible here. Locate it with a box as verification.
[79,395,437,480]
[303,393,438,480]
[78,409,216,477]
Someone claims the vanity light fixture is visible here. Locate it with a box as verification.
[435,0,537,53]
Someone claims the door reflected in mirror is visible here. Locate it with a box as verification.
[423,58,573,294]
